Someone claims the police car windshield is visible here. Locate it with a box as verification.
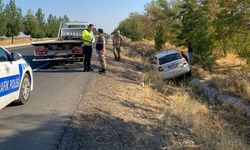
[159,53,182,65]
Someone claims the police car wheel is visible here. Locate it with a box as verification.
[18,74,31,105]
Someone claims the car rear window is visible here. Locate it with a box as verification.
[159,53,182,65]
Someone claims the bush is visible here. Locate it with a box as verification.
[231,34,250,64]
[116,14,144,41]
[154,24,167,51]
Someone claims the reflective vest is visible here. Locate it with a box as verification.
[82,29,94,45]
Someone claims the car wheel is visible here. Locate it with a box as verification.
[17,74,31,105]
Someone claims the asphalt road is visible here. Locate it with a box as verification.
[0,45,93,150]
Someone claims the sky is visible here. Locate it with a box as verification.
[3,0,151,33]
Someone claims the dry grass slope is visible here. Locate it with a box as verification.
[122,39,250,149]
[0,37,31,46]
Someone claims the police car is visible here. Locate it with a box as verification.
[0,47,33,110]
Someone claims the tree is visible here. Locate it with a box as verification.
[145,0,182,45]
[63,15,69,23]
[116,13,144,41]
[213,0,250,57]
[46,14,60,37]
[178,0,199,44]
[0,0,7,36]
[35,8,46,38]
[23,9,38,38]
[5,0,23,43]
[154,22,167,50]
[115,0,249,69]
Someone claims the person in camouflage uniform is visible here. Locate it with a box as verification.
[112,30,123,62]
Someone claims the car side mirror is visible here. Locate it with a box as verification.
[11,52,22,61]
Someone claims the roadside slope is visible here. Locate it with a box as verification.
[58,39,249,150]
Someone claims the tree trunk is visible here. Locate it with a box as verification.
[11,36,14,44]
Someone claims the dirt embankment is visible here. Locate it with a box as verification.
[58,38,250,150]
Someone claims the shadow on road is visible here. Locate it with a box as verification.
[0,112,170,150]
[59,112,170,150]
[0,113,70,150]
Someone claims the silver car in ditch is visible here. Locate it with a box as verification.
[155,50,191,79]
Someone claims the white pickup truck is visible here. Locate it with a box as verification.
[32,21,89,62]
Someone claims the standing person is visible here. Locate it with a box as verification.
[96,28,106,73]
[112,30,123,61]
[82,24,95,72]
[181,51,189,63]
[187,39,193,65]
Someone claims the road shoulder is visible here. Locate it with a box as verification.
[58,50,170,150]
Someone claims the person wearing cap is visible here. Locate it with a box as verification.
[82,24,95,72]
[112,30,123,61]
[96,28,106,73]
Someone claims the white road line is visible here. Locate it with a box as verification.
[33,63,50,72]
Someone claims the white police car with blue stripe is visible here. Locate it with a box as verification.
[0,47,33,110]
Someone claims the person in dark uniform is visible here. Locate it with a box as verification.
[82,24,95,72]
[186,39,193,65]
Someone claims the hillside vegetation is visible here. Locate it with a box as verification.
[115,0,250,69]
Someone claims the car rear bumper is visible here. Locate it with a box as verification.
[159,65,190,79]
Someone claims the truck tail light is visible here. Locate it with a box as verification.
[35,47,48,55]
[158,66,164,72]
[72,46,82,54]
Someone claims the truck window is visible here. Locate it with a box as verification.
[68,25,86,28]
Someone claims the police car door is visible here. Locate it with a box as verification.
[0,48,21,105]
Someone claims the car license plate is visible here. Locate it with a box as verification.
[168,63,178,69]
[56,52,68,56]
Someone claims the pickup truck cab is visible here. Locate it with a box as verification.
[0,47,33,110]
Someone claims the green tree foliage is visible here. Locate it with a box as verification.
[45,14,69,38]
[35,8,46,38]
[213,0,250,57]
[180,0,214,67]
[46,14,61,38]
[116,13,144,41]
[116,0,250,69]
[63,15,70,23]
[23,9,38,38]
[154,23,167,50]
[0,0,7,36]
[0,1,70,39]
[5,0,23,43]
[145,0,182,45]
